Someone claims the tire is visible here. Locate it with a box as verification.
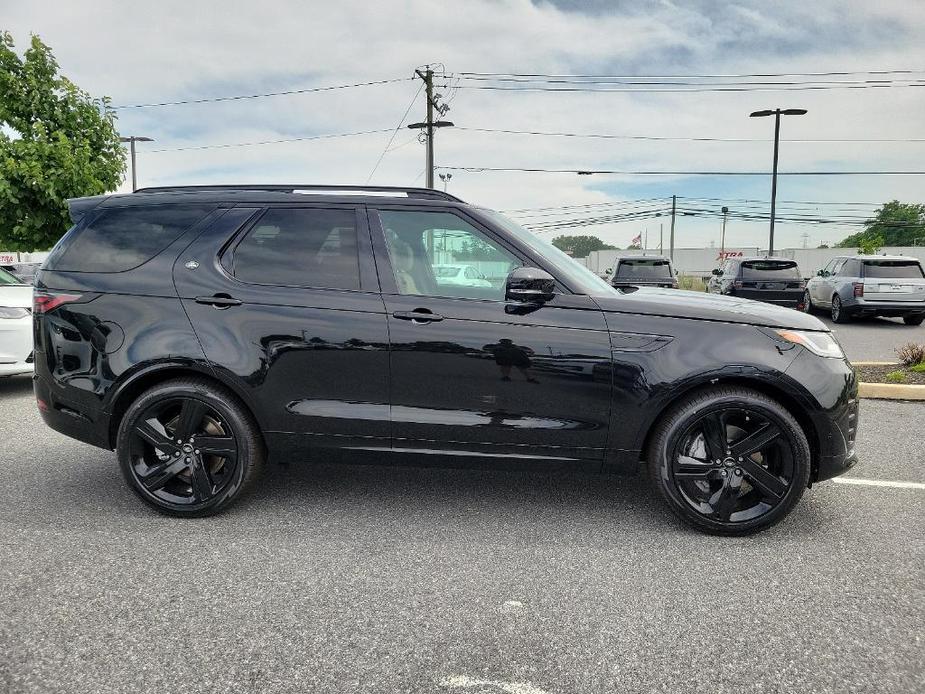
[903,314,924,326]
[647,386,811,536]
[116,377,264,517]
[802,290,814,313]
[831,294,850,323]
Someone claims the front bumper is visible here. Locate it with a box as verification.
[783,350,859,483]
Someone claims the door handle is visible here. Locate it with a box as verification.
[392,309,444,323]
[195,294,242,308]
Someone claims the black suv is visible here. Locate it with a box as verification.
[34,185,858,534]
[708,257,806,310]
[607,256,678,289]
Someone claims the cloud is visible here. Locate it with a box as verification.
[3,0,924,248]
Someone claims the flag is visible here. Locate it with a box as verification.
[631,233,642,247]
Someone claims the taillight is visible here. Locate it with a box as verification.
[853,282,864,297]
[33,291,84,314]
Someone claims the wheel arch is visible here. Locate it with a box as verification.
[636,375,821,481]
[105,362,262,449]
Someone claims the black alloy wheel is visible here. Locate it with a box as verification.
[117,378,263,516]
[648,387,810,535]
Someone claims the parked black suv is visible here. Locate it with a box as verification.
[607,256,679,289]
[34,185,858,534]
[708,257,806,310]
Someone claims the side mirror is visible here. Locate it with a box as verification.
[816,269,825,276]
[505,266,556,303]
[712,268,722,276]
[674,268,679,276]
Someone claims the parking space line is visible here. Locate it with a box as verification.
[833,477,925,490]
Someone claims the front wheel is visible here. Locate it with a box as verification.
[831,295,850,323]
[903,314,924,326]
[116,378,264,517]
[647,387,811,535]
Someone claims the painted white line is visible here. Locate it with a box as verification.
[439,676,550,694]
[833,477,925,490]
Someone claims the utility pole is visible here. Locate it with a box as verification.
[408,68,453,189]
[669,195,676,261]
[659,223,663,254]
[120,135,154,192]
[720,206,729,257]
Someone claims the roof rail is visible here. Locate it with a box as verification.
[133,184,464,203]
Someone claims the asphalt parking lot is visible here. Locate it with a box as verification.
[815,313,925,362]
[1,320,923,694]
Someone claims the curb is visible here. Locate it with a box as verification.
[850,362,925,401]
[858,382,925,401]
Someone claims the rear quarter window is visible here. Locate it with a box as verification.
[46,205,213,272]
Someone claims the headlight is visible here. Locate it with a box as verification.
[775,329,844,358]
[0,306,30,319]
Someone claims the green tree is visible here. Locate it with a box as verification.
[551,234,617,258]
[857,234,885,255]
[836,200,925,250]
[0,32,125,251]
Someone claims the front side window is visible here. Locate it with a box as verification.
[232,208,359,289]
[378,210,519,300]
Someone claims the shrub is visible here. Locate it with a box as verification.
[910,363,925,374]
[886,370,907,383]
[895,342,925,366]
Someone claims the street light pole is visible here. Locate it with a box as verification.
[749,108,807,256]
[119,135,154,192]
[720,206,729,257]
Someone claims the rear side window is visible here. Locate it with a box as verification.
[741,260,801,280]
[862,260,925,279]
[616,259,672,278]
[231,208,360,289]
[48,205,212,272]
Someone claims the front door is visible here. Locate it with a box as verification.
[174,204,390,455]
[370,207,612,462]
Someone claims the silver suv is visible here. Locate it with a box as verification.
[805,255,925,325]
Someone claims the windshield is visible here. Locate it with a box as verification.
[0,267,24,285]
[616,259,673,279]
[481,210,615,295]
[863,260,924,279]
[741,260,801,280]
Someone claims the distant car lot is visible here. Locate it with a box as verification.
[0,372,922,693]
[817,314,925,362]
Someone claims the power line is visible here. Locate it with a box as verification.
[458,69,925,79]
[454,82,925,93]
[113,77,411,109]
[440,166,925,176]
[148,128,395,153]
[366,81,425,183]
[453,127,925,144]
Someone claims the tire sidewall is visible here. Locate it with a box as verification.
[649,389,811,535]
[116,381,253,516]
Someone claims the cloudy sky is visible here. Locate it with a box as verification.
[4,0,925,250]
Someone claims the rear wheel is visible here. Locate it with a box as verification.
[831,295,850,323]
[116,378,264,517]
[903,314,924,326]
[802,290,814,313]
[647,387,811,535]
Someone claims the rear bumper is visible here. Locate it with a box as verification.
[33,371,112,449]
[843,299,925,316]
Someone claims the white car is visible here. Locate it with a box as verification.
[0,267,33,377]
[433,264,493,288]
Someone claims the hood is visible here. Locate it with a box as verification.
[593,287,827,331]
[0,285,33,309]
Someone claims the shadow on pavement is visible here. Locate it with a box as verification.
[0,373,33,396]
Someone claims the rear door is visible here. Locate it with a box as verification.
[861,259,925,303]
[174,204,391,455]
[370,206,612,463]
